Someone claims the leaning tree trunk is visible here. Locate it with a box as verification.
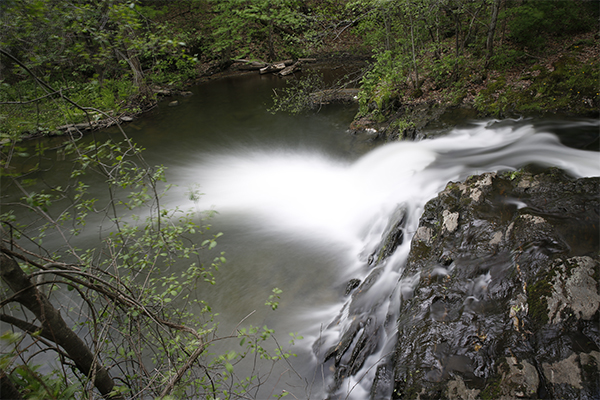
[0,253,124,400]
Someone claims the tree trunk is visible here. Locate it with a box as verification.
[0,253,124,400]
[463,3,484,51]
[453,8,461,81]
[486,0,501,68]
[499,0,507,46]
[268,19,276,62]
[408,8,419,89]
[1,368,23,399]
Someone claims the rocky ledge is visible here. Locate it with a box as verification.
[388,168,599,399]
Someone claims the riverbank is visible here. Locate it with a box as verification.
[191,31,599,143]
[2,29,597,147]
[348,31,599,141]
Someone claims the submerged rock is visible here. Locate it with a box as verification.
[392,169,599,399]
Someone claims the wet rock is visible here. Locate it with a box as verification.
[361,205,407,266]
[374,206,407,261]
[414,226,433,246]
[543,353,582,389]
[442,209,459,233]
[319,206,409,396]
[168,100,179,107]
[345,279,361,295]
[153,88,172,96]
[371,362,394,399]
[447,375,481,400]
[391,168,599,399]
[496,357,540,399]
[546,256,600,323]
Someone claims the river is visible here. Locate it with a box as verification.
[3,71,599,399]
[115,73,599,399]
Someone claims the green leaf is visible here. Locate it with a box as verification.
[225,362,234,374]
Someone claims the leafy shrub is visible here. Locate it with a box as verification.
[504,1,599,52]
[429,54,465,88]
[490,48,527,70]
[357,51,406,117]
[270,71,326,114]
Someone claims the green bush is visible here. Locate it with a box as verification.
[357,51,407,117]
[429,54,465,88]
[490,48,527,70]
[504,1,599,52]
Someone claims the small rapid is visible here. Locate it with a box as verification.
[177,118,598,398]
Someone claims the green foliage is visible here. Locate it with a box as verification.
[10,365,82,399]
[0,78,140,140]
[266,287,283,310]
[357,51,405,119]
[389,117,415,140]
[346,0,413,54]
[209,0,305,61]
[348,0,599,125]
[503,0,599,52]
[489,47,527,70]
[0,0,202,138]
[429,54,466,88]
[474,56,599,116]
[270,71,326,114]
[1,331,83,399]
[2,0,137,82]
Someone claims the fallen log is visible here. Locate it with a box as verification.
[278,61,302,77]
[309,88,360,104]
[260,62,286,74]
[237,61,268,71]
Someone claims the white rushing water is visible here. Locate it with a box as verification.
[177,119,598,398]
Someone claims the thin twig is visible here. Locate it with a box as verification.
[0,88,71,104]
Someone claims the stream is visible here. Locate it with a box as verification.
[3,71,599,398]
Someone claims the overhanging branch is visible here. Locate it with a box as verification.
[0,253,125,400]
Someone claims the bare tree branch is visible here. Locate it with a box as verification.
[159,341,207,398]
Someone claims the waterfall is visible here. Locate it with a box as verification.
[183,118,599,398]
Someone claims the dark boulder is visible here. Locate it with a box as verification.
[392,169,599,399]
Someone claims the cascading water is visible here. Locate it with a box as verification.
[179,119,598,399]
